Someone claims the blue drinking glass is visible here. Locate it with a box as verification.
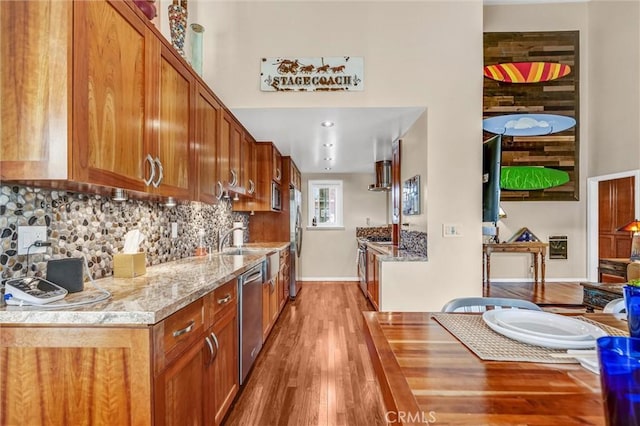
[597,336,640,426]
[624,285,640,338]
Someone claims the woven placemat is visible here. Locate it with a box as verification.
[431,314,628,363]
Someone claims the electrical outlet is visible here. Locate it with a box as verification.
[17,225,47,255]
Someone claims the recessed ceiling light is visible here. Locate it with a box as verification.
[321,121,334,128]
[322,143,334,147]
[324,167,332,170]
[324,157,333,161]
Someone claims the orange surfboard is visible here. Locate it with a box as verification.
[484,62,571,83]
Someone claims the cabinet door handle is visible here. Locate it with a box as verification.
[205,336,215,366]
[143,154,156,186]
[210,332,219,361]
[153,157,164,188]
[216,181,224,200]
[275,168,281,181]
[229,169,237,187]
[248,179,255,194]
[217,294,232,305]
[172,320,195,337]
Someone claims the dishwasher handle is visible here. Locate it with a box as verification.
[242,270,263,286]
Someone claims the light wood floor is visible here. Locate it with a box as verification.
[223,282,386,426]
[223,280,586,425]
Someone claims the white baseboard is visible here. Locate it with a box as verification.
[299,277,359,282]
[488,277,588,283]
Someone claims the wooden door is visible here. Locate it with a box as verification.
[195,84,222,203]
[73,0,153,192]
[155,44,194,199]
[155,336,207,426]
[0,0,72,181]
[599,177,635,259]
[209,308,239,425]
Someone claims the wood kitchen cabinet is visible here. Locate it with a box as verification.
[279,248,290,309]
[195,84,223,203]
[262,277,278,341]
[234,141,283,212]
[367,248,381,310]
[241,132,257,198]
[290,160,302,190]
[205,279,239,425]
[219,110,243,195]
[155,43,194,199]
[1,278,240,426]
[2,0,196,199]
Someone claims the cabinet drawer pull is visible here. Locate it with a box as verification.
[217,294,232,305]
[172,320,195,337]
[205,336,215,366]
[275,168,281,181]
[143,154,156,186]
[153,157,164,188]
[248,179,255,194]
[210,332,219,361]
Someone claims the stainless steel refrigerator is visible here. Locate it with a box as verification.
[290,187,303,298]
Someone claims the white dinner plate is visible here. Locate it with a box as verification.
[494,310,593,341]
[482,310,607,349]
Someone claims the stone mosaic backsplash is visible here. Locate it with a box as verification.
[0,185,248,280]
[400,229,428,258]
[355,225,392,241]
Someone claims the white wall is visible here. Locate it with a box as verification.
[587,0,640,177]
[182,1,484,309]
[300,173,388,280]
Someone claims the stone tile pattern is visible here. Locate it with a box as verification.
[400,229,427,258]
[355,226,391,241]
[0,185,248,280]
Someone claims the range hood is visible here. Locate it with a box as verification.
[368,160,391,191]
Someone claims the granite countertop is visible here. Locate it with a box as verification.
[366,241,427,262]
[0,242,289,326]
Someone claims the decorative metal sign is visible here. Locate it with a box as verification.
[260,56,363,92]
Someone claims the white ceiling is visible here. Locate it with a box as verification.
[232,107,425,174]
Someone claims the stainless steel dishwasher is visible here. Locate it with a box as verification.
[238,261,264,385]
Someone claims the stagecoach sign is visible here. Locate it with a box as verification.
[260,56,364,92]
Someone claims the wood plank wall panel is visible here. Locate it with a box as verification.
[484,31,579,201]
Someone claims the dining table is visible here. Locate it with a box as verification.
[363,311,629,426]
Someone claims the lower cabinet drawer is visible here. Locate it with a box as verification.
[155,298,205,370]
[207,279,238,326]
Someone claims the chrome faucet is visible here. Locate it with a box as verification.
[218,224,247,252]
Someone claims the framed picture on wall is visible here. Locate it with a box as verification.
[402,175,421,215]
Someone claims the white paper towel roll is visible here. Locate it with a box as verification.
[233,222,244,247]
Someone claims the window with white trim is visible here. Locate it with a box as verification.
[308,180,343,228]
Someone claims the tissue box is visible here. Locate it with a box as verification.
[113,253,147,278]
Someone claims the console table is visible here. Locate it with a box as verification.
[580,281,624,312]
[483,242,548,285]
